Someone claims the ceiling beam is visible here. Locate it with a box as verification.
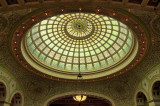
[17,0,25,5]
[0,0,8,8]
[141,0,150,7]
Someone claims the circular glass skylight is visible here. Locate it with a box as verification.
[21,12,138,80]
[25,13,134,73]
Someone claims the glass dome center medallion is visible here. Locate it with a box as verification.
[66,19,93,39]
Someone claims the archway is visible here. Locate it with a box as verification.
[0,82,6,106]
[47,95,112,106]
[10,93,22,106]
[151,81,160,105]
[152,81,160,99]
[44,91,115,106]
[136,92,148,106]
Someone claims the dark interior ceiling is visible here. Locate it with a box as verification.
[128,0,143,4]
[0,0,160,7]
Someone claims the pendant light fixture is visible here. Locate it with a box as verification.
[73,95,87,102]
[73,8,87,104]
[73,73,87,103]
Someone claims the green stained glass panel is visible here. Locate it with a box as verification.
[87,64,93,70]
[45,57,52,65]
[80,65,86,71]
[32,27,38,34]
[30,44,35,52]
[34,49,40,57]
[27,37,32,46]
[73,65,79,71]
[66,64,72,70]
[100,60,107,67]
[39,53,46,61]
[58,62,65,69]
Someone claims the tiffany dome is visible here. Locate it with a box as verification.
[21,12,138,80]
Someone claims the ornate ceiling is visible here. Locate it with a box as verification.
[11,6,148,81]
[0,0,159,106]
[23,12,136,79]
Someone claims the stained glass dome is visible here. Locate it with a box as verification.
[22,12,137,79]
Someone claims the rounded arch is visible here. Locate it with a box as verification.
[10,91,23,106]
[149,78,160,100]
[136,91,148,106]
[0,79,9,103]
[134,90,149,106]
[0,81,7,106]
[151,80,160,100]
[43,91,115,106]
